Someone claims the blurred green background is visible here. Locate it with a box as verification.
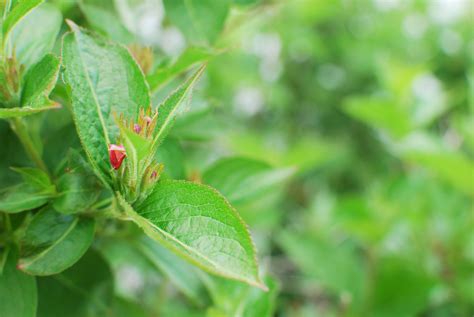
[1,0,473,316]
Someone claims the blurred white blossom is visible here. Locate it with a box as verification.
[233,87,264,116]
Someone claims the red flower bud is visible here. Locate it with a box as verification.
[109,144,126,170]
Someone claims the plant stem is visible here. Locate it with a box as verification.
[9,117,49,174]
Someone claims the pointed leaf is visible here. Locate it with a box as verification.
[152,64,205,147]
[203,157,295,205]
[0,105,60,119]
[61,22,151,186]
[147,47,214,92]
[9,3,62,68]
[123,180,264,289]
[2,0,43,43]
[18,207,95,275]
[0,168,55,213]
[21,54,60,108]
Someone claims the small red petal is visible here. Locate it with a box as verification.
[109,144,126,169]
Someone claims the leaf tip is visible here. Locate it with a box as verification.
[65,19,79,32]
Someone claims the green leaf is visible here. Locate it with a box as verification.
[343,96,412,138]
[137,236,205,305]
[277,231,367,309]
[0,167,55,213]
[2,0,43,44]
[123,179,264,289]
[18,207,95,275]
[371,258,434,317]
[80,0,134,44]
[163,0,231,45]
[155,138,185,179]
[147,47,214,92]
[61,21,151,186]
[53,151,102,214]
[21,53,60,108]
[152,64,205,147]
[37,249,114,317]
[202,274,279,317]
[0,183,52,213]
[0,248,37,317]
[9,3,62,68]
[203,157,295,205]
[0,104,60,119]
[99,237,163,303]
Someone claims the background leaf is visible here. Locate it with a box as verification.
[203,157,294,206]
[162,0,231,45]
[9,3,62,69]
[2,0,43,44]
[0,248,37,317]
[19,207,95,275]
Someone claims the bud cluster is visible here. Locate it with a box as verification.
[109,108,163,204]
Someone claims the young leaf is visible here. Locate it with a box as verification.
[203,157,295,205]
[61,21,151,186]
[0,105,60,119]
[0,167,55,213]
[162,0,231,45]
[0,248,37,317]
[147,47,214,92]
[123,179,265,289]
[9,3,62,68]
[21,54,60,108]
[2,0,43,44]
[18,207,95,275]
[152,64,206,147]
[137,236,205,305]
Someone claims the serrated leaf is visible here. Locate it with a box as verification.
[147,47,214,92]
[203,157,295,205]
[2,0,43,44]
[18,207,95,275]
[122,180,264,289]
[152,64,205,148]
[163,0,230,45]
[9,3,62,68]
[0,248,37,317]
[137,236,205,305]
[61,21,151,187]
[21,54,60,108]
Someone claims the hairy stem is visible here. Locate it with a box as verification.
[9,117,49,174]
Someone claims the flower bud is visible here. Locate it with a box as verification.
[109,144,126,169]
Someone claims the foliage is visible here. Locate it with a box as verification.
[0,0,472,316]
